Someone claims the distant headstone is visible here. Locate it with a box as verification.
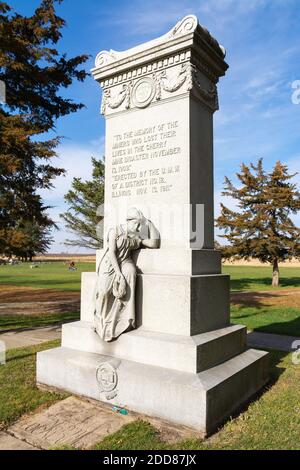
[0,340,6,365]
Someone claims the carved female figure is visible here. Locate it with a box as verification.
[94,208,160,342]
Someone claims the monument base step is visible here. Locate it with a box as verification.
[80,271,230,336]
[36,346,269,436]
[62,321,247,373]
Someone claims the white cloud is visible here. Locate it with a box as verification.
[38,140,104,253]
[40,140,104,203]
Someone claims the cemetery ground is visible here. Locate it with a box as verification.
[0,262,300,449]
[0,342,299,450]
[0,262,94,332]
[0,262,300,336]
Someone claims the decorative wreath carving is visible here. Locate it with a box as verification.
[100,62,219,114]
[101,81,133,114]
[159,64,188,93]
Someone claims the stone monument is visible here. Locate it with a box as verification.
[37,15,269,435]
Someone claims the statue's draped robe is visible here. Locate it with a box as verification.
[94,225,141,341]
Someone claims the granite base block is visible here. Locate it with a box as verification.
[37,346,269,435]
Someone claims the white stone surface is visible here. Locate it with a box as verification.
[37,346,269,435]
[135,273,230,336]
[37,14,269,434]
[92,15,228,250]
[62,321,247,373]
[96,248,222,275]
[80,270,230,335]
[80,272,96,322]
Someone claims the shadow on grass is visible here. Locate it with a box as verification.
[6,351,37,362]
[210,349,287,439]
[253,316,300,337]
[94,350,290,449]
[231,291,278,309]
[0,312,79,333]
[230,276,300,292]
[0,278,81,290]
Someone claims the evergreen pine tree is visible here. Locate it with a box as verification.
[0,0,88,257]
[60,158,105,249]
[216,159,300,286]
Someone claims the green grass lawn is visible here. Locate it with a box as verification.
[231,305,300,336]
[1,263,300,336]
[92,350,300,450]
[0,262,95,291]
[223,265,300,292]
[95,352,300,450]
[1,343,299,449]
[0,262,299,293]
[0,312,80,332]
[0,340,67,429]
[223,266,300,336]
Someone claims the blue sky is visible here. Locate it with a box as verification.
[9,0,300,252]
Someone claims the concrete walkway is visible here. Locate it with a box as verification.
[0,325,61,350]
[0,432,38,450]
[247,331,300,352]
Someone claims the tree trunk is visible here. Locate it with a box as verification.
[272,258,279,287]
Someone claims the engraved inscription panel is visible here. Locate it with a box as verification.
[109,119,182,199]
[104,95,189,247]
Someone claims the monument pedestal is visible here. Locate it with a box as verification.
[36,15,269,435]
[37,263,269,435]
[37,334,268,435]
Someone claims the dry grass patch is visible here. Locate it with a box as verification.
[231,289,300,309]
[0,285,80,303]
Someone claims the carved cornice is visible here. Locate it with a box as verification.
[167,15,198,39]
[92,15,228,89]
[99,51,193,88]
[95,15,198,69]
[100,61,219,115]
[95,50,117,68]
[94,15,226,72]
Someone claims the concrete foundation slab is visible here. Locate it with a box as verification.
[37,346,269,436]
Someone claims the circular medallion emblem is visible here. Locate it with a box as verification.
[96,362,118,392]
[132,77,155,108]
